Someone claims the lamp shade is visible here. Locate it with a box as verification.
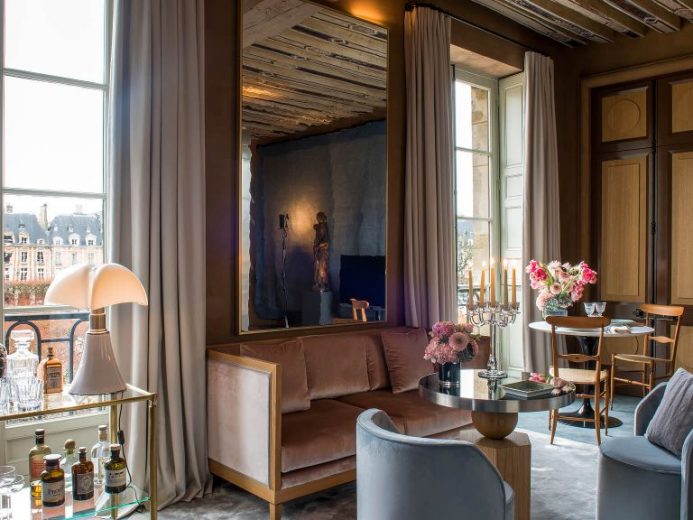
[45,263,148,310]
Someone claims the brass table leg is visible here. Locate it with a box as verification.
[110,404,119,519]
[149,398,158,519]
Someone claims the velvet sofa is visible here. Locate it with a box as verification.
[207,327,489,519]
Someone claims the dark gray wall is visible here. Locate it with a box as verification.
[250,120,386,320]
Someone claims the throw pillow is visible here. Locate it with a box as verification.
[381,328,435,393]
[645,368,693,456]
[240,340,311,414]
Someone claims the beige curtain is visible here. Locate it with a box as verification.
[108,0,210,508]
[403,6,456,329]
[522,52,561,372]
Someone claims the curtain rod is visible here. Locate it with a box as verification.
[405,2,546,55]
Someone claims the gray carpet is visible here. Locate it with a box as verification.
[148,427,600,520]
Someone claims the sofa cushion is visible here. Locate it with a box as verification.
[281,399,366,473]
[338,390,470,437]
[363,331,390,390]
[240,340,310,414]
[381,328,435,393]
[600,436,681,474]
[302,334,370,399]
[646,368,693,456]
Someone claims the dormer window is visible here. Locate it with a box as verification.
[53,237,63,246]
[19,234,28,244]
[86,234,96,246]
[69,233,80,246]
[4,233,13,244]
[36,239,45,245]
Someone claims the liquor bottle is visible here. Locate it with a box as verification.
[104,444,127,494]
[41,454,65,507]
[6,330,38,379]
[37,347,63,394]
[90,425,110,486]
[72,447,94,500]
[61,439,78,491]
[29,429,51,498]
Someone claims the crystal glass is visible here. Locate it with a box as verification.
[6,330,38,380]
[584,302,595,316]
[12,376,43,411]
[0,474,24,519]
[0,380,9,413]
[594,302,606,317]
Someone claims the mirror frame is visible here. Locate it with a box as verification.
[236,0,390,335]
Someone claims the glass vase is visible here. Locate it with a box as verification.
[438,362,460,388]
[542,298,569,319]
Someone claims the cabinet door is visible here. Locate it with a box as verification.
[599,154,650,302]
[657,72,693,147]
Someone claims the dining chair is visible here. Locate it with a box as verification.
[546,316,611,445]
[609,303,684,408]
[350,298,369,322]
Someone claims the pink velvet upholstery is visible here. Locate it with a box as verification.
[302,334,370,399]
[381,328,435,393]
[281,399,366,473]
[240,340,311,413]
[363,330,391,390]
[338,390,471,437]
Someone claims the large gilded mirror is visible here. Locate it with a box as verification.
[239,0,388,332]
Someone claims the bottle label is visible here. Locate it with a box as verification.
[45,366,62,391]
[30,456,44,480]
[42,479,65,504]
[74,472,94,496]
[105,468,126,488]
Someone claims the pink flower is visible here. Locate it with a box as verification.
[549,282,562,295]
[533,269,548,282]
[525,260,540,274]
[571,282,584,302]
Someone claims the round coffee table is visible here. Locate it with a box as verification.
[418,370,575,439]
[529,319,654,428]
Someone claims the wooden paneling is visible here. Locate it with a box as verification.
[670,151,693,305]
[672,79,693,134]
[600,155,648,302]
[601,88,648,143]
[676,326,693,371]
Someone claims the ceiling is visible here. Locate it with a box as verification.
[469,0,693,46]
[242,0,387,141]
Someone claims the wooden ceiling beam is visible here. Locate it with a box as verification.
[243,0,320,48]
[276,30,387,67]
[655,0,693,21]
[604,0,682,31]
[556,0,649,36]
[299,17,388,55]
[508,0,619,41]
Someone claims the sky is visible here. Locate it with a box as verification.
[3,0,106,218]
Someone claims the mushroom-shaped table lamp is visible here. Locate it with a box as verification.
[45,263,148,395]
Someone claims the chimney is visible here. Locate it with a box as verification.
[39,204,48,230]
[5,204,12,214]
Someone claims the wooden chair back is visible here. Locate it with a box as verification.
[545,316,611,381]
[351,299,369,322]
[640,303,685,371]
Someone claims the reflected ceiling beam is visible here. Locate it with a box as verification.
[244,0,320,48]
[604,0,681,31]
[507,0,620,41]
[555,0,649,36]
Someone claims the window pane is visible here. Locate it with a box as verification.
[455,81,489,151]
[5,0,106,82]
[3,195,104,309]
[457,219,490,304]
[4,77,104,193]
[456,150,490,218]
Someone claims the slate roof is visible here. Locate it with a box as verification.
[48,214,103,246]
[3,213,48,244]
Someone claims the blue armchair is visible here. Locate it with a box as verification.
[597,382,693,519]
[356,409,515,520]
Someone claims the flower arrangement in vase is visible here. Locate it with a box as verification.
[525,260,597,318]
[424,321,479,387]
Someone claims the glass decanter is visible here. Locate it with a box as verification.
[6,330,38,380]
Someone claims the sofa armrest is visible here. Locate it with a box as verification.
[634,382,667,436]
[207,349,282,490]
[682,428,693,520]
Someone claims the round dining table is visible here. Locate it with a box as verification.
[529,319,654,428]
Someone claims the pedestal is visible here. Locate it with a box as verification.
[458,430,531,520]
[301,291,333,326]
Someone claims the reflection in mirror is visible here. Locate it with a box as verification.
[240,1,388,332]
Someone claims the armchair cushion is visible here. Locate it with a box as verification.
[600,436,681,474]
[646,368,693,456]
[240,340,310,413]
[381,328,434,393]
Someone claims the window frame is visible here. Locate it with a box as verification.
[453,67,501,309]
[0,0,112,315]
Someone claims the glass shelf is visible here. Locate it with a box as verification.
[0,384,155,421]
[13,484,150,519]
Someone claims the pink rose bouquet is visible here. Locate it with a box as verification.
[525,260,597,313]
[424,321,479,364]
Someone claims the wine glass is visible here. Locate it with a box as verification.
[0,474,23,519]
[583,302,595,317]
[594,302,606,317]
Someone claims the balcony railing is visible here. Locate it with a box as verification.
[4,311,89,382]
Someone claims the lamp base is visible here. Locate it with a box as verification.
[69,330,127,395]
